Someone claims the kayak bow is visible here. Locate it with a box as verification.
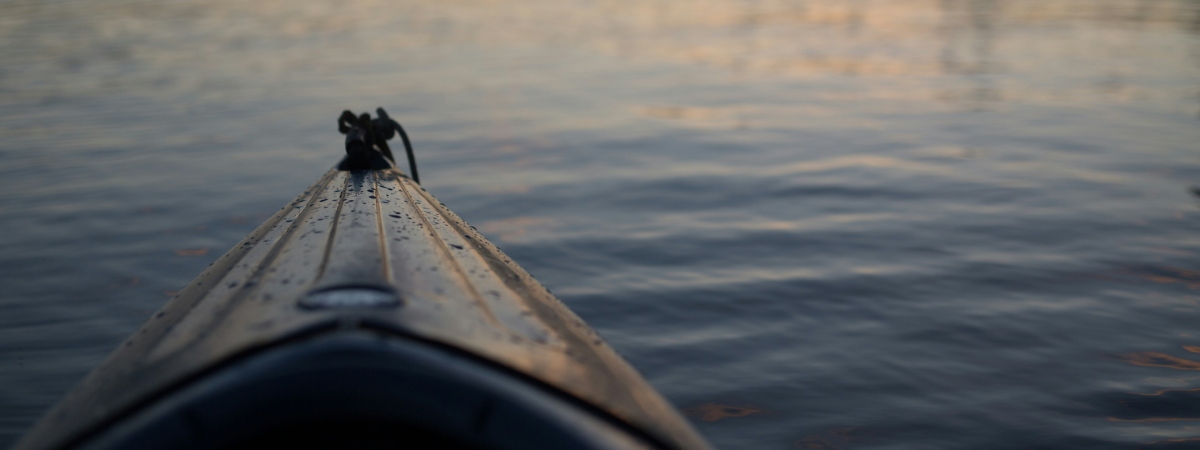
[15,111,712,450]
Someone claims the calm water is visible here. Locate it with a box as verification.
[2,0,1200,448]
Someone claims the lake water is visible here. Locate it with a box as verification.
[2,0,1199,448]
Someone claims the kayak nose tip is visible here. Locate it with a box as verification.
[299,285,401,310]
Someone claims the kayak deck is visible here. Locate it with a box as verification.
[16,168,710,450]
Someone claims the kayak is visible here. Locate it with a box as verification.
[15,110,712,450]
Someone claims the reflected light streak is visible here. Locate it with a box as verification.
[681,402,765,422]
[640,106,723,120]
[1107,417,1200,423]
[1117,352,1200,370]
[1143,437,1200,445]
[764,155,955,178]
[1130,387,1200,397]
[794,427,873,450]
[477,217,557,242]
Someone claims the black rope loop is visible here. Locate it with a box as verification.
[337,108,420,184]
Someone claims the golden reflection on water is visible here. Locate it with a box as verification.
[637,105,748,130]
[640,106,724,121]
[681,402,766,422]
[1077,266,1200,295]
[1143,269,1200,290]
[1142,437,1200,446]
[1107,417,1200,423]
[1130,387,1200,397]
[26,0,1189,103]
[763,155,955,178]
[477,217,555,243]
[793,427,874,450]
[1116,352,1200,371]
[1113,349,1200,431]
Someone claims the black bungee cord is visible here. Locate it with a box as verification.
[337,108,420,184]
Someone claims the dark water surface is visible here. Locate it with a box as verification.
[3,0,1200,448]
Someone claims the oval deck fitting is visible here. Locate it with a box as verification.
[298,286,401,310]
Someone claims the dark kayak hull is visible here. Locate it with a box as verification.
[16,167,712,450]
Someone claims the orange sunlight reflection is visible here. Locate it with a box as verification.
[1116,352,1200,371]
[682,402,766,422]
[477,217,555,242]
